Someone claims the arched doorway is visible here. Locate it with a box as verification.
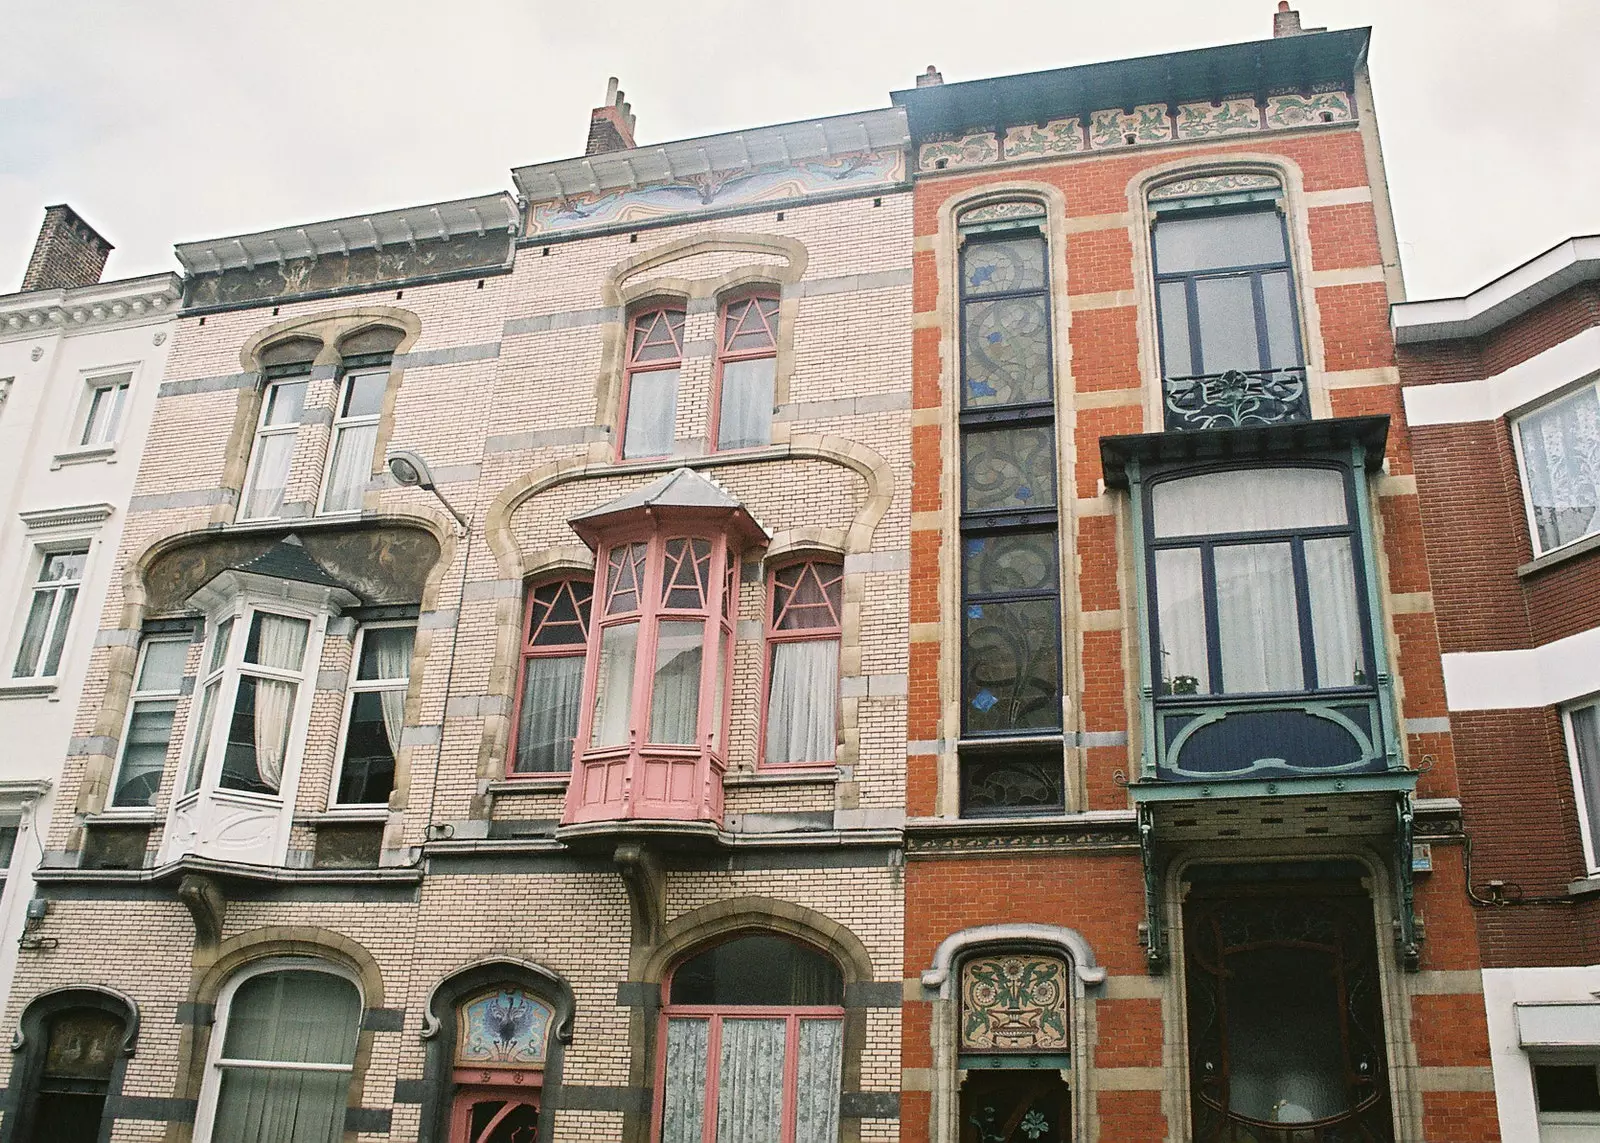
[447,988,553,1143]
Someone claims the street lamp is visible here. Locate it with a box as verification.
[386,447,470,533]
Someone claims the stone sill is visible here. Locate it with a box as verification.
[50,444,117,470]
[84,809,159,826]
[0,679,57,701]
[1520,530,1600,578]
[293,808,390,825]
[1568,876,1600,899]
[486,777,569,795]
[724,766,842,788]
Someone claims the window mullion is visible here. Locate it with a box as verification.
[702,1014,723,1143]
[1289,536,1319,691]
[1199,543,1224,692]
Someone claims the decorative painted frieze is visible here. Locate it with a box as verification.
[1089,104,1172,149]
[1148,172,1282,201]
[918,133,1002,172]
[1175,98,1263,139]
[1265,90,1355,128]
[1003,118,1085,160]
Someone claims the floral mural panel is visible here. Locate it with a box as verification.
[960,955,1070,1053]
[457,989,555,1067]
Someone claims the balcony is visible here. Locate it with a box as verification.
[1162,366,1309,432]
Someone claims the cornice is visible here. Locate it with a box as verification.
[0,273,181,341]
[18,502,115,532]
[905,810,1140,857]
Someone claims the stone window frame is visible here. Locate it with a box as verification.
[1,503,112,699]
[506,574,594,778]
[328,619,417,809]
[56,360,141,468]
[0,984,140,1143]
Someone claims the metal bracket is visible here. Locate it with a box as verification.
[1394,792,1421,972]
[1137,803,1166,974]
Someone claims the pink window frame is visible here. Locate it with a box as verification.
[708,291,780,454]
[758,558,844,769]
[505,577,592,777]
[617,304,686,462]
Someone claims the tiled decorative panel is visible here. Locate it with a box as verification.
[1089,104,1172,149]
[1175,99,1263,139]
[1004,119,1086,160]
[456,989,554,1066]
[1265,91,1355,128]
[959,954,1070,1052]
[918,133,1002,171]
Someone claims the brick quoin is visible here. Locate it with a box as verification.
[1064,227,1135,295]
[1411,993,1493,1067]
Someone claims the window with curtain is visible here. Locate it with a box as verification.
[78,372,131,447]
[111,635,190,807]
[202,967,361,1143]
[1515,380,1600,556]
[319,367,388,514]
[1146,466,1372,698]
[955,201,1064,817]
[591,543,648,748]
[1566,701,1600,874]
[659,935,845,1143]
[333,624,413,804]
[715,294,779,451]
[622,306,685,459]
[512,580,591,773]
[240,373,309,521]
[13,546,87,679]
[765,561,841,765]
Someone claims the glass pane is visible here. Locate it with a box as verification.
[12,589,53,677]
[469,1100,540,1142]
[661,1018,710,1143]
[1158,280,1194,377]
[963,598,1062,734]
[1571,705,1600,865]
[114,699,177,807]
[514,654,584,773]
[623,368,678,458]
[1152,468,1347,537]
[959,748,1065,816]
[606,543,648,615]
[1518,385,1600,552]
[336,691,397,804]
[794,1020,844,1143]
[322,422,378,512]
[963,533,1058,596]
[245,613,309,671]
[772,563,842,630]
[241,432,296,519]
[528,580,591,647]
[81,385,121,445]
[1155,548,1210,695]
[962,236,1047,296]
[671,935,844,1005]
[137,639,188,692]
[262,380,308,426]
[766,639,838,764]
[456,989,554,1066]
[631,310,686,363]
[716,1019,786,1143]
[723,296,778,353]
[1194,276,1262,374]
[1535,1064,1600,1113]
[963,295,1050,408]
[962,425,1058,513]
[213,1067,350,1143]
[40,587,77,677]
[1261,271,1300,369]
[220,676,295,795]
[1223,947,1349,1123]
[662,538,712,610]
[1215,543,1303,693]
[1153,211,1286,273]
[40,550,86,583]
[224,971,359,1062]
[185,680,219,793]
[357,626,413,681]
[650,620,704,744]
[590,623,638,748]
[210,618,235,674]
[1305,537,1365,688]
[341,371,387,418]
[717,357,775,449]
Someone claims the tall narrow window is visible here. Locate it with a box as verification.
[200,966,361,1143]
[714,294,779,450]
[13,547,87,679]
[240,372,309,520]
[333,624,413,805]
[1515,379,1600,555]
[512,580,592,773]
[622,306,685,459]
[1566,700,1600,874]
[956,201,1064,817]
[591,543,647,748]
[764,561,841,765]
[184,616,234,795]
[320,366,387,514]
[220,612,310,795]
[79,372,131,447]
[110,635,190,807]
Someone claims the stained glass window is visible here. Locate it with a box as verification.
[456,989,554,1067]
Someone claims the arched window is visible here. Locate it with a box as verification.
[621,305,686,459]
[763,560,842,766]
[657,934,846,1143]
[449,988,554,1142]
[510,579,593,774]
[195,963,362,1143]
[713,293,779,451]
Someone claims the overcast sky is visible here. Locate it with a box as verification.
[1,1,1594,301]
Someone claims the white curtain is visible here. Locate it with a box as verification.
[1152,468,1346,538]
[1154,549,1210,694]
[515,655,585,772]
[766,640,838,763]
[1573,706,1600,860]
[251,616,308,793]
[661,1018,710,1143]
[716,1019,786,1143]
[371,628,413,755]
[1304,537,1363,687]
[1214,543,1302,693]
[718,359,775,450]
[323,423,377,513]
[623,368,679,458]
[1519,387,1600,552]
[243,434,295,520]
[794,1020,843,1143]
[591,624,639,747]
[650,620,703,745]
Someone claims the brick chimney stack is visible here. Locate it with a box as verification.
[1272,1,1324,36]
[20,204,113,292]
[915,65,944,87]
[585,77,637,156]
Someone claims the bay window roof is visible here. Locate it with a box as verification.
[570,467,768,547]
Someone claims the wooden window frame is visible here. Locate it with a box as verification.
[107,634,190,810]
[618,305,686,461]
[709,292,780,453]
[758,558,842,769]
[330,621,414,807]
[317,363,391,516]
[507,578,593,777]
[239,370,310,522]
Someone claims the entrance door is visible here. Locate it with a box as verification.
[24,1008,123,1143]
[451,1090,539,1143]
[959,1071,1070,1143]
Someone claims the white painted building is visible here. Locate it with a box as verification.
[0,205,179,1005]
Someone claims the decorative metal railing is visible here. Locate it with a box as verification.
[1162,366,1310,431]
[1151,692,1387,782]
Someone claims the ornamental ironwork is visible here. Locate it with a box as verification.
[960,955,1070,1052]
[1163,367,1310,431]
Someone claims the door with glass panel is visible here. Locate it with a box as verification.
[448,987,553,1143]
[657,934,846,1143]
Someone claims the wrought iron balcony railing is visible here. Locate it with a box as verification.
[1150,690,1388,784]
[1162,366,1310,432]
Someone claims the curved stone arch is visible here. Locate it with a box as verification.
[603,232,808,308]
[762,528,849,568]
[643,894,877,987]
[0,985,142,1143]
[195,924,386,1008]
[920,923,1107,995]
[238,305,422,372]
[416,956,578,1143]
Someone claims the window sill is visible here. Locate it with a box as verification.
[0,679,58,701]
[486,777,570,795]
[85,808,160,825]
[50,444,117,469]
[725,766,842,787]
[1567,875,1600,899]
[1520,530,1600,578]
[296,808,390,824]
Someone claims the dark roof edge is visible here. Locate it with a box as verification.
[1100,415,1390,488]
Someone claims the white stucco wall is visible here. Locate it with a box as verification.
[1484,965,1600,1141]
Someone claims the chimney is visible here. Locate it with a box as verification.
[585,77,637,156]
[915,65,944,87]
[20,204,113,292]
[1273,1,1304,36]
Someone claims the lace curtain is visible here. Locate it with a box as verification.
[369,627,412,755]
[624,369,679,458]
[660,1018,709,1143]
[1519,386,1600,552]
[591,624,639,747]
[243,435,295,519]
[650,621,703,744]
[718,359,775,450]
[766,639,839,763]
[251,616,308,793]
[794,1020,843,1143]
[716,1019,785,1143]
[323,423,378,513]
